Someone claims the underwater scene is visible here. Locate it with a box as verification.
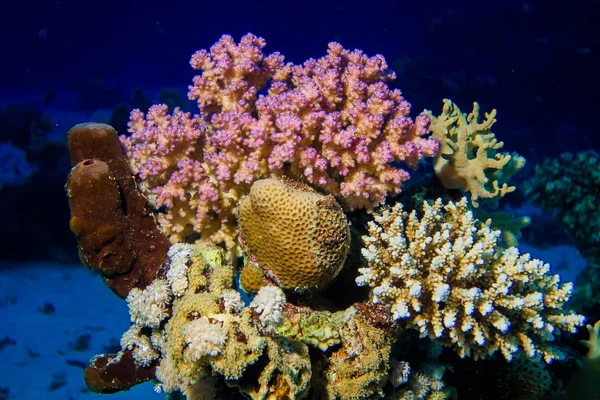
[0,0,598,399]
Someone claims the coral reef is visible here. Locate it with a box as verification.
[523,150,600,264]
[120,33,438,249]
[63,33,591,400]
[523,151,600,313]
[238,178,350,292]
[356,197,584,362]
[425,99,525,208]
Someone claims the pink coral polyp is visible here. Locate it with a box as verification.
[120,33,438,246]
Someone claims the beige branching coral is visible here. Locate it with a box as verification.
[356,198,584,362]
[425,99,525,207]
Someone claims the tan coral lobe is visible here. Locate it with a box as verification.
[239,262,267,294]
[238,178,351,292]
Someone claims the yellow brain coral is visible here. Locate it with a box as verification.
[237,178,350,292]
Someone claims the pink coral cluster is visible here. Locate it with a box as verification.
[120,33,438,247]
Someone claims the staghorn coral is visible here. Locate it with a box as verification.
[238,178,350,292]
[120,33,438,249]
[356,197,584,362]
[425,99,525,208]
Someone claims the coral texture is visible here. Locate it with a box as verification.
[120,33,438,248]
[524,150,600,267]
[425,99,525,208]
[523,151,600,314]
[314,312,392,399]
[238,178,350,291]
[239,262,267,294]
[497,355,551,400]
[278,304,343,351]
[119,241,313,399]
[356,197,584,362]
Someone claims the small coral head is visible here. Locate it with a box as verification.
[238,178,350,292]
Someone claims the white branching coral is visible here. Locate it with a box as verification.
[220,289,244,313]
[356,197,585,362]
[120,325,160,367]
[249,286,286,333]
[166,243,193,296]
[183,316,228,360]
[390,358,411,387]
[126,279,172,328]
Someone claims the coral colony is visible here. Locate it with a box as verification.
[64,34,597,399]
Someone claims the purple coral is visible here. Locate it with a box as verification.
[121,33,438,246]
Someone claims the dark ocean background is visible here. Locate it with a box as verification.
[0,0,597,398]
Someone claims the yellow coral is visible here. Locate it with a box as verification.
[357,198,584,362]
[163,243,267,384]
[277,304,342,351]
[230,337,312,400]
[559,320,600,399]
[238,178,350,291]
[240,262,267,294]
[425,99,524,207]
[314,314,391,400]
[581,320,600,360]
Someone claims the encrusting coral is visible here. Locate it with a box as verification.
[277,304,343,351]
[356,197,584,362]
[237,178,351,292]
[425,99,525,208]
[126,242,312,399]
[313,310,393,400]
[120,33,438,249]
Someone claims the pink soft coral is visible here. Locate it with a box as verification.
[120,33,438,247]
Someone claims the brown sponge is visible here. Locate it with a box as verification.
[237,178,350,292]
[66,123,170,298]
